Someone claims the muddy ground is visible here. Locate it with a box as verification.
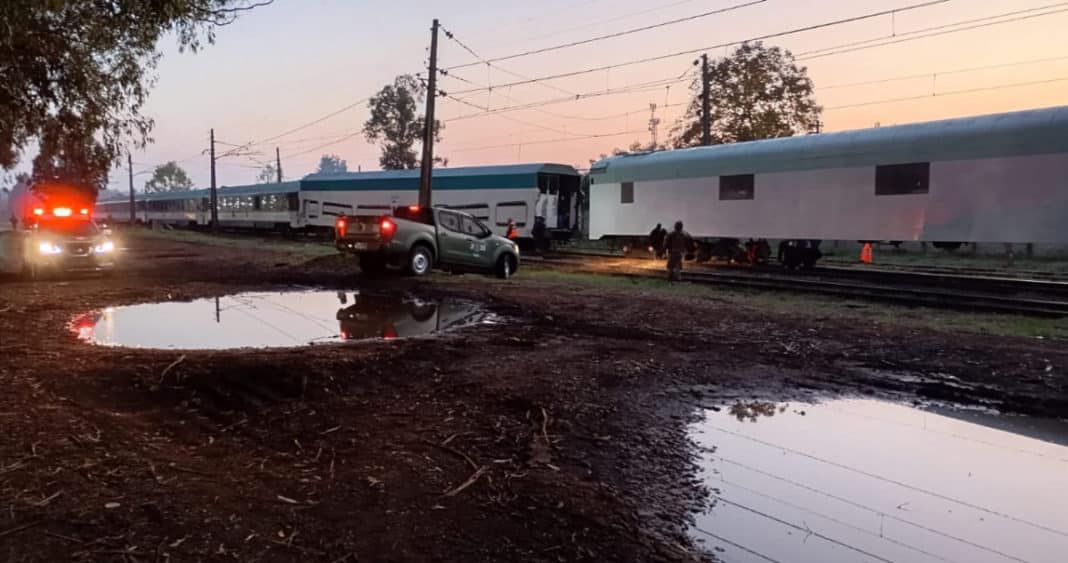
[0,232,1066,562]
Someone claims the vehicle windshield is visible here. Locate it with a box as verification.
[37,219,99,237]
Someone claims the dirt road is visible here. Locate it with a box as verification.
[0,232,1065,562]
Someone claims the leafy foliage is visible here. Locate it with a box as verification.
[145,162,195,193]
[671,42,821,147]
[0,1,273,193]
[256,162,279,183]
[316,154,348,175]
[363,75,443,170]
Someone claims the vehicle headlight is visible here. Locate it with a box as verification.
[38,241,62,255]
[94,240,115,253]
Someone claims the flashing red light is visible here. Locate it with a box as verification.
[382,324,397,340]
[336,217,347,238]
[380,218,395,232]
[408,205,420,213]
[80,208,89,215]
[53,207,72,217]
[33,208,44,216]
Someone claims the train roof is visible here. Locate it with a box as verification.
[301,163,580,191]
[99,181,302,203]
[591,105,1068,183]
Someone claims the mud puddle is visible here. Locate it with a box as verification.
[689,398,1068,563]
[71,290,495,349]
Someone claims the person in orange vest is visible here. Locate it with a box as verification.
[860,242,873,264]
[505,218,518,240]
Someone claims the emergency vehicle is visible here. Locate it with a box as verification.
[0,187,118,279]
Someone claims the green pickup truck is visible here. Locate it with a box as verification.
[335,206,520,278]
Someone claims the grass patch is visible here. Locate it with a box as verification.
[521,268,1068,340]
[128,228,337,258]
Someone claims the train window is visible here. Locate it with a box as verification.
[620,182,634,204]
[876,163,929,195]
[719,174,754,200]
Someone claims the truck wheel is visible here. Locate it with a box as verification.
[407,245,433,277]
[495,254,517,279]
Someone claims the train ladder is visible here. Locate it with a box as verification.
[860,243,873,264]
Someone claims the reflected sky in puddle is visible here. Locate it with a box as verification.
[690,399,1068,563]
[72,290,494,350]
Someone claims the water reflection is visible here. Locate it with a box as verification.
[689,399,1068,563]
[72,290,493,350]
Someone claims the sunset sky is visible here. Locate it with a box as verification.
[34,0,1068,190]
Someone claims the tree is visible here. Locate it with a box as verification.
[588,140,655,166]
[256,162,279,183]
[316,154,348,175]
[363,75,443,170]
[671,42,821,148]
[0,1,273,195]
[145,162,195,193]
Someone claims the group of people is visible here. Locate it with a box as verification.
[505,216,550,254]
[649,221,693,281]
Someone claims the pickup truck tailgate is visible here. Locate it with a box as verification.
[336,215,393,251]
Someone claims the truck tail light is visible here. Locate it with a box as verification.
[380,217,395,242]
[336,217,347,238]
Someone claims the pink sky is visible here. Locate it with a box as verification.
[35,0,1068,190]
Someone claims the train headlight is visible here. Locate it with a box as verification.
[38,241,62,255]
[94,240,115,253]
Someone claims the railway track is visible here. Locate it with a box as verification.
[538,252,1068,318]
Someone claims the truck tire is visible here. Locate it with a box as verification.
[495,254,517,279]
[406,245,433,277]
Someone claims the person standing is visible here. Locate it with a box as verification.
[531,216,548,255]
[665,220,692,281]
[649,223,667,259]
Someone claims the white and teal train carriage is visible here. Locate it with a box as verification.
[588,105,1068,262]
[96,163,583,239]
[300,163,582,238]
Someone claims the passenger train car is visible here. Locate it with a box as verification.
[588,105,1068,254]
[96,163,582,239]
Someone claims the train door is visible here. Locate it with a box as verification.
[536,174,560,228]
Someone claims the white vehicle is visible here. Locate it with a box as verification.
[96,164,583,241]
[589,105,1068,263]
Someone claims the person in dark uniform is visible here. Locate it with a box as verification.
[531,216,547,255]
[665,220,692,281]
[649,223,666,259]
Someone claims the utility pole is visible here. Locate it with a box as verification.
[127,153,135,223]
[648,103,660,149]
[418,18,440,209]
[210,128,218,232]
[275,147,283,183]
[700,53,712,146]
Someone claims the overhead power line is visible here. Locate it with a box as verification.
[447,0,768,70]
[824,75,1068,111]
[443,75,694,123]
[448,129,648,153]
[820,53,1068,90]
[445,0,949,95]
[285,130,364,159]
[250,96,372,147]
[797,2,1068,61]
[501,0,704,49]
[440,26,576,97]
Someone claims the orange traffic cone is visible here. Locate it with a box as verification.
[860,243,873,264]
